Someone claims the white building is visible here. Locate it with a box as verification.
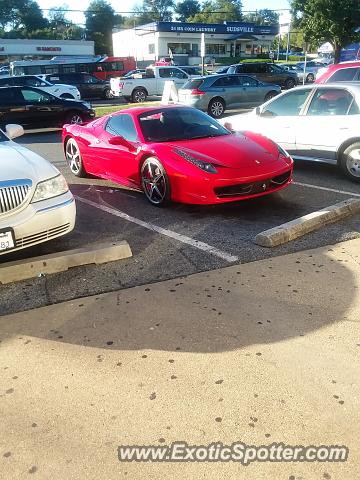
[113,21,279,66]
[0,39,95,61]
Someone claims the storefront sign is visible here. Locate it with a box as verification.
[154,21,279,36]
[36,47,62,52]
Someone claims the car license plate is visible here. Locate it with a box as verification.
[0,228,15,252]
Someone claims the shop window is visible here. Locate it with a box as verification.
[167,43,191,54]
[205,44,226,55]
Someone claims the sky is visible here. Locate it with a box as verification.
[37,0,291,26]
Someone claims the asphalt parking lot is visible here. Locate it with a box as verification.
[1,128,360,316]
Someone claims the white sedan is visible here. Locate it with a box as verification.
[0,124,76,256]
[0,75,81,100]
[222,83,360,182]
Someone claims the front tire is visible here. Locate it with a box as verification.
[339,142,360,182]
[65,137,88,177]
[141,157,171,206]
[132,88,147,103]
[104,88,114,99]
[208,97,225,118]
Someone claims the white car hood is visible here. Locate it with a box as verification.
[0,141,59,185]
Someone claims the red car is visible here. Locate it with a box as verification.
[315,60,360,83]
[62,106,293,206]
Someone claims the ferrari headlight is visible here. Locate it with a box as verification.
[31,174,69,203]
[174,148,217,174]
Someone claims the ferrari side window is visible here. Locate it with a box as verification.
[105,114,139,142]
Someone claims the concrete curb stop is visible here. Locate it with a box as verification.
[0,240,132,284]
[254,198,360,248]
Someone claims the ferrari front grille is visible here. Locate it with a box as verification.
[0,179,32,214]
[214,170,291,198]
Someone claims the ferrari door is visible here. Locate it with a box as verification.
[92,113,140,188]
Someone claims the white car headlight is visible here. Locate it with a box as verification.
[31,174,69,203]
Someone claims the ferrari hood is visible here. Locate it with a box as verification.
[171,133,282,170]
[0,141,59,184]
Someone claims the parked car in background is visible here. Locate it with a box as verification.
[221,83,360,182]
[122,69,146,79]
[178,74,281,118]
[295,61,327,82]
[0,75,81,100]
[315,61,360,83]
[212,65,231,75]
[227,62,298,88]
[110,65,194,102]
[62,105,293,206]
[177,66,206,76]
[0,123,75,255]
[0,67,10,76]
[40,73,113,99]
[0,86,95,129]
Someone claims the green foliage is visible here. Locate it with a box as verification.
[175,0,201,21]
[189,0,243,23]
[0,0,47,31]
[291,0,360,62]
[143,0,175,21]
[85,0,116,54]
[243,8,279,25]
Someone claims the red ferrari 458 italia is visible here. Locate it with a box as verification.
[62,105,293,206]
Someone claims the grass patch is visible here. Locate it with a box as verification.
[94,101,161,117]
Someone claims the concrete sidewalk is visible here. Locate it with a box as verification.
[1,239,360,479]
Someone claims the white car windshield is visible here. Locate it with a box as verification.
[0,129,8,142]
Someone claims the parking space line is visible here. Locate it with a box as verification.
[75,196,239,263]
[294,182,360,198]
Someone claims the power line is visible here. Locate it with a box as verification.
[40,7,290,15]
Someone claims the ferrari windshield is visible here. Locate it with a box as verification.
[138,107,231,142]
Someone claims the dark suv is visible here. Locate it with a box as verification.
[227,62,298,88]
[41,73,113,99]
[0,86,95,129]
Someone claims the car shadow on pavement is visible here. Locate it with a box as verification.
[0,240,357,353]
[16,130,61,144]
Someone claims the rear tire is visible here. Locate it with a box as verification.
[140,157,171,206]
[339,142,360,182]
[208,97,225,118]
[65,137,88,178]
[264,91,278,102]
[132,88,147,103]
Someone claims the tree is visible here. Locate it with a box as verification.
[243,8,279,25]
[142,0,175,21]
[85,0,116,54]
[175,0,201,21]
[0,0,47,31]
[291,0,360,63]
[189,0,242,23]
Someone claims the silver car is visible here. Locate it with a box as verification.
[221,82,360,181]
[178,74,281,118]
